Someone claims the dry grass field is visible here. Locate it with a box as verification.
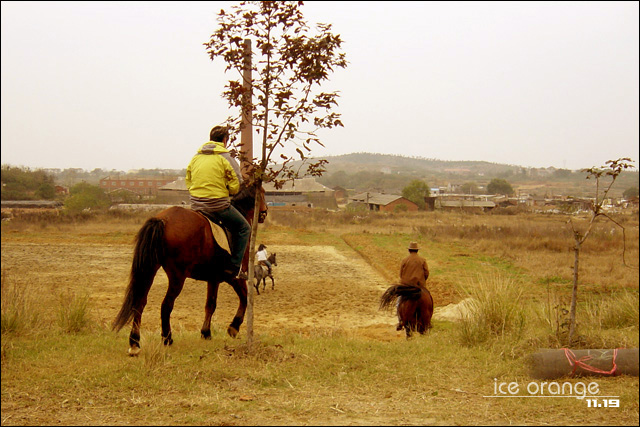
[1,207,638,425]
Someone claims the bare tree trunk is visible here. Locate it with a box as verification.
[246,192,261,348]
[568,241,580,344]
[240,38,256,348]
[240,39,253,176]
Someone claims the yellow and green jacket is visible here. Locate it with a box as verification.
[185,141,243,200]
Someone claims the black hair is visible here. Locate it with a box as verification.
[209,126,229,142]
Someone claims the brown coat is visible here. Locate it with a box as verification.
[400,252,429,287]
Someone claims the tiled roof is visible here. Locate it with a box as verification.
[263,177,332,193]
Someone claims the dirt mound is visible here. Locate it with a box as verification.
[432,298,474,322]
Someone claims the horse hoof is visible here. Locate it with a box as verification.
[227,326,238,338]
[201,330,212,340]
[128,346,141,357]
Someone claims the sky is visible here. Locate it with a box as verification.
[1,1,638,172]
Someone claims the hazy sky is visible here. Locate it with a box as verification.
[2,1,638,172]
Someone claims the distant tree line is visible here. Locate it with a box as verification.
[1,165,57,200]
[1,165,111,213]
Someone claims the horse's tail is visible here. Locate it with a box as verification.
[379,284,423,310]
[112,218,165,332]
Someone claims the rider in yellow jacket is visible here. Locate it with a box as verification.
[186,142,241,200]
[186,126,250,282]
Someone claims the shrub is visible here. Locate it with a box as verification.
[63,183,111,213]
[458,273,526,346]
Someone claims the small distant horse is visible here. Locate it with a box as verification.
[254,252,277,295]
[380,284,434,338]
[112,182,267,356]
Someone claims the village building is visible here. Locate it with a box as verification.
[99,175,179,197]
[428,194,496,212]
[349,192,419,212]
[157,177,190,204]
[263,177,337,209]
[332,186,349,205]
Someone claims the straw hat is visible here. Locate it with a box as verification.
[408,241,420,250]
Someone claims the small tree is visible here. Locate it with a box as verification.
[64,183,111,213]
[622,186,639,198]
[487,178,514,196]
[460,182,480,195]
[36,183,57,200]
[401,179,430,210]
[205,1,347,344]
[566,157,635,344]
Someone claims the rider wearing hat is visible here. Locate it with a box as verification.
[400,241,430,288]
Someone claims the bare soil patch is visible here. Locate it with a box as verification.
[1,242,422,343]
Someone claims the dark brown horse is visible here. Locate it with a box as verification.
[380,284,434,338]
[112,183,267,355]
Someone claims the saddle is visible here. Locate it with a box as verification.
[196,212,231,255]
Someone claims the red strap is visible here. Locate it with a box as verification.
[563,348,618,377]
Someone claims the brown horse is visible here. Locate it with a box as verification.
[380,284,434,338]
[112,183,267,355]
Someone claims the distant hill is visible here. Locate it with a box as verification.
[315,153,524,176]
[307,153,639,198]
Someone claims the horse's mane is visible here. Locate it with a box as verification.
[231,182,257,216]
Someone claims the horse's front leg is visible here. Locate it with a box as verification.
[201,281,220,339]
[270,275,275,291]
[160,274,185,346]
[227,278,248,338]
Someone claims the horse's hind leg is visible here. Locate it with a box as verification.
[201,281,220,339]
[404,325,413,339]
[160,274,186,346]
[227,278,248,338]
[127,279,155,356]
[128,297,148,356]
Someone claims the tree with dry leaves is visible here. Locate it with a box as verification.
[204,1,347,343]
[566,157,636,344]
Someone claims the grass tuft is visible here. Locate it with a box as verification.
[56,291,91,333]
[141,333,170,370]
[458,273,526,346]
[583,290,639,331]
[1,271,41,334]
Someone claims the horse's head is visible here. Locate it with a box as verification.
[231,182,268,223]
[256,185,267,223]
